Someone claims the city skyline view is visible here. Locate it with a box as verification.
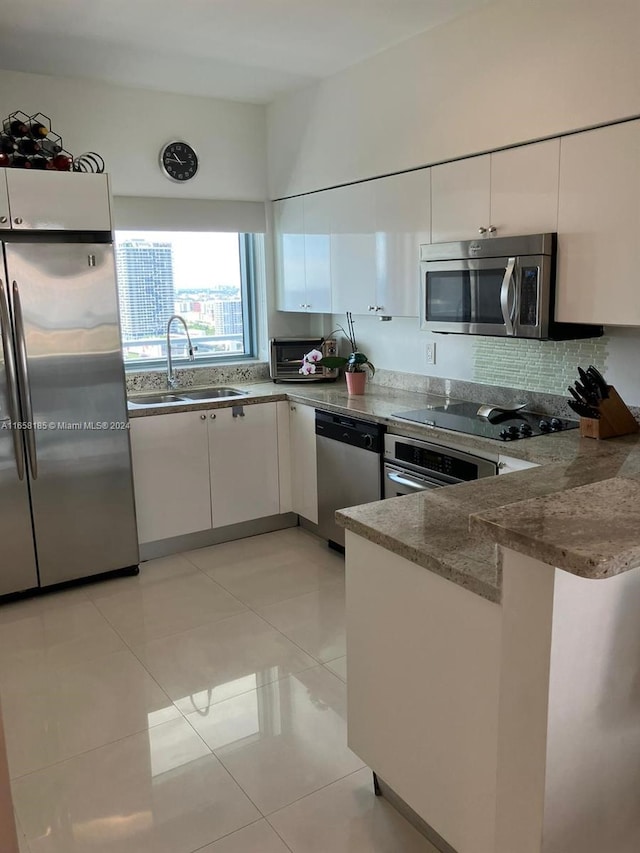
[114,231,247,362]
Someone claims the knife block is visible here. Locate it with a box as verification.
[579,386,639,439]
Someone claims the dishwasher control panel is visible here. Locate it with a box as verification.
[315,411,385,452]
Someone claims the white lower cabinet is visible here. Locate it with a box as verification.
[346,533,501,853]
[130,402,282,544]
[130,411,212,545]
[209,402,280,528]
[288,402,318,524]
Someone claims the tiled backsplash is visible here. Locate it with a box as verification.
[126,361,270,393]
[472,336,609,395]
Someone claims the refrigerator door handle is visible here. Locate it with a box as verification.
[0,278,24,480]
[12,281,38,480]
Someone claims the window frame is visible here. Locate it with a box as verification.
[115,231,259,372]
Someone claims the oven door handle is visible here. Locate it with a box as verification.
[500,257,517,336]
[386,471,442,491]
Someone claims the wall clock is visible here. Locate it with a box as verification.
[159,141,198,182]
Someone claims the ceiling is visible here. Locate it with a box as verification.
[0,0,491,104]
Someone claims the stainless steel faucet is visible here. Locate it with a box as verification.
[166,315,195,388]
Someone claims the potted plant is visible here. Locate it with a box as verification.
[299,312,375,395]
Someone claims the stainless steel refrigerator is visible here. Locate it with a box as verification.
[0,235,139,596]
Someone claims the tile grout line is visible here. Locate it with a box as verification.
[264,767,368,821]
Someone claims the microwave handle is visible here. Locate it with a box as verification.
[500,257,517,336]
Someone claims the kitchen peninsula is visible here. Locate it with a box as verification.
[128,374,640,853]
[338,432,640,853]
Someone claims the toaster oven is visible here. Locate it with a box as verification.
[269,337,339,382]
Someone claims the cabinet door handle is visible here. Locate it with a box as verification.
[200,414,206,420]
[210,413,216,419]
[368,305,375,311]
[478,226,487,235]
[0,216,7,224]
[14,217,23,226]
[488,225,497,234]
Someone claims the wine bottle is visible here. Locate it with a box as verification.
[5,119,28,137]
[11,154,32,169]
[0,135,17,154]
[50,153,72,171]
[40,138,62,156]
[29,121,48,138]
[30,155,48,170]
[17,138,41,155]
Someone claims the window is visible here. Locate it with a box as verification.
[114,230,256,367]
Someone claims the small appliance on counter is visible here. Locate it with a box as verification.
[270,337,338,382]
[392,401,578,442]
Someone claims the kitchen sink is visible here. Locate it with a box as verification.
[128,393,185,406]
[128,387,248,407]
[178,387,247,401]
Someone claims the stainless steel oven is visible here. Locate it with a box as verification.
[384,432,498,497]
[420,233,602,340]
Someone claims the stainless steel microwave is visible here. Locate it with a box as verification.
[420,233,602,340]
[269,337,339,382]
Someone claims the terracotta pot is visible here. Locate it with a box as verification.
[345,371,366,395]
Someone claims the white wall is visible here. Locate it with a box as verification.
[270,0,640,402]
[0,69,267,200]
[267,0,640,198]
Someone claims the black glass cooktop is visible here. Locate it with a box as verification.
[392,401,578,442]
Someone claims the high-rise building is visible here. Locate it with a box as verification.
[115,240,175,339]
[210,298,244,336]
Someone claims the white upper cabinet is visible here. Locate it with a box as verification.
[209,402,280,529]
[431,155,490,242]
[303,191,332,313]
[0,175,10,230]
[5,172,112,231]
[331,181,377,316]
[431,143,559,243]
[489,139,560,236]
[275,193,332,313]
[274,196,306,312]
[556,120,640,326]
[374,169,431,317]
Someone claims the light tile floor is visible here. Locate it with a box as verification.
[2,527,437,853]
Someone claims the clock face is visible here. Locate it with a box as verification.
[160,141,198,182]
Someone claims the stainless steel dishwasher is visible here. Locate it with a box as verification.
[315,411,385,549]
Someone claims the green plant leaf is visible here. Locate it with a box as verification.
[317,356,348,369]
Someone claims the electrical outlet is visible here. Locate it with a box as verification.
[425,342,436,365]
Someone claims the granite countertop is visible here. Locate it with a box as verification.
[128,379,640,602]
[469,476,640,579]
